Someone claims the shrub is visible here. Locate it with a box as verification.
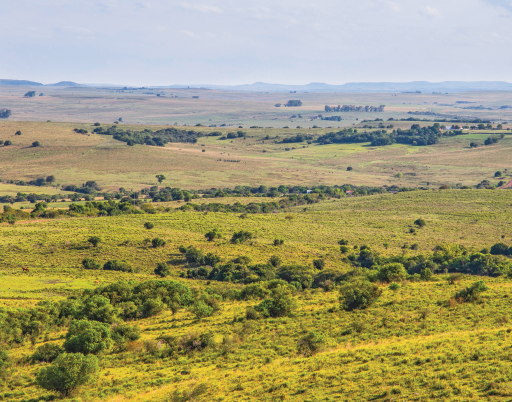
[455,281,489,303]
[338,239,349,246]
[297,331,325,357]
[339,280,382,311]
[31,343,64,363]
[32,141,41,147]
[269,255,282,268]
[144,222,154,230]
[231,230,254,244]
[111,324,141,349]
[179,332,215,352]
[313,259,325,270]
[414,218,427,228]
[389,282,400,291]
[340,245,349,254]
[4,140,12,146]
[255,285,297,318]
[35,353,100,397]
[15,130,22,135]
[103,260,134,272]
[63,320,112,355]
[189,301,214,320]
[273,238,284,246]
[155,262,171,277]
[490,242,509,256]
[82,258,101,270]
[152,237,166,248]
[420,267,433,281]
[169,383,209,402]
[87,236,101,247]
[205,228,222,241]
[378,263,407,283]
[0,350,10,378]
[246,307,261,320]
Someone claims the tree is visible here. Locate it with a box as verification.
[24,91,36,97]
[156,174,166,184]
[15,130,21,135]
[414,218,426,228]
[152,237,166,248]
[35,353,100,397]
[32,141,41,147]
[155,262,170,277]
[255,285,297,318]
[490,242,509,255]
[420,268,433,281]
[339,280,382,311]
[205,228,222,241]
[4,140,12,146]
[378,263,407,282]
[87,236,101,247]
[470,142,478,148]
[231,230,253,244]
[144,222,154,230]
[63,320,112,354]
[347,167,353,171]
[82,258,101,270]
[0,109,12,118]
[313,259,325,270]
[495,171,503,178]
[46,175,55,183]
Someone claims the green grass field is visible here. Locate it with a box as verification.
[1,190,512,401]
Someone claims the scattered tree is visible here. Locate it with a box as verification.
[155,262,171,277]
[144,222,155,230]
[35,353,100,397]
[87,236,101,247]
[156,174,166,184]
[339,280,382,311]
[152,237,166,248]
[32,141,41,147]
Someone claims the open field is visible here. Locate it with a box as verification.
[1,190,512,401]
[2,85,512,127]
[1,120,511,193]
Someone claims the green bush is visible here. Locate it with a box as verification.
[63,320,112,355]
[414,218,427,228]
[144,222,154,230]
[313,259,325,270]
[378,263,407,283]
[82,258,101,270]
[152,237,166,248]
[297,331,325,357]
[339,280,382,311]
[231,230,254,244]
[155,262,171,277]
[389,282,400,291]
[255,285,297,318]
[455,281,489,303]
[35,353,100,397]
[87,236,101,247]
[31,343,64,363]
[420,267,433,281]
[490,242,509,256]
[103,260,134,272]
[205,228,222,241]
[269,255,282,267]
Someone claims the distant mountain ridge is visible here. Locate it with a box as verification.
[0,79,43,86]
[2,79,512,92]
[0,79,82,87]
[165,81,512,93]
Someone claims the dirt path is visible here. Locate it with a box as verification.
[499,179,512,189]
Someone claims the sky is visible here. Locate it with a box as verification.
[1,0,512,86]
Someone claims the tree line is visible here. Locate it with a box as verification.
[92,125,205,146]
[324,105,385,112]
[317,124,464,147]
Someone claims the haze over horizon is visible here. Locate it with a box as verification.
[2,0,512,86]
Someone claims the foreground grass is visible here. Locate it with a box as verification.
[1,190,512,401]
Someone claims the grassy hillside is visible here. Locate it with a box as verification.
[0,120,511,192]
[1,190,512,401]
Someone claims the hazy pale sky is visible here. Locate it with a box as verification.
[2,0,512,85]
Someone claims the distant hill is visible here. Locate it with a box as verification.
[163,81,512,93]
[46,81,83,87]
[0,79,43,86]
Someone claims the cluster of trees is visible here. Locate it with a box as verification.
[285,100,302,107]
[324,105,385,112]
[0,109,11,118]
[281,134,313,144]
[470,135,504,148]
[63,181,101,194]
[24,91,36,97]
[317,124,464,147]
[92,126,205,146]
